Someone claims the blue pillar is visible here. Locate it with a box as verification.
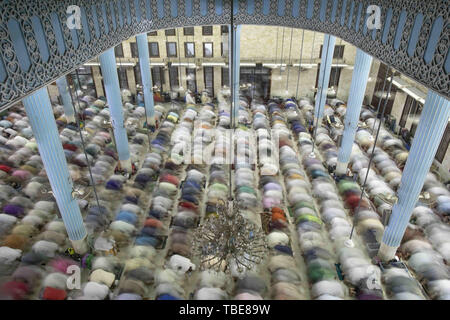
[336,49,373,175]
[23,87,87,252]
[314,34,336,123]
[379,91,450,261]
[136,33,155,127]
[231,24,241,128]
[55,76,76,123]
[99,48,131,171]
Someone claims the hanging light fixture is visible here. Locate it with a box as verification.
[67,70,102,210]
[192,200,267,273]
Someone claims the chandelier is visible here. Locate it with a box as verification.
[192,200,267,274]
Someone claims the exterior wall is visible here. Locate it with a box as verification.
[270,67,318,99]
[110,25,357,100]
[124,25,226,96]
[240,26,324,62]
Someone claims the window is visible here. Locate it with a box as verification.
[151,67,164,90]
[410,122,418,138]
[70,66,96,96]
[130,42,138,58]
[370,63,397,115]
[221,42,228,57]
[203,42,213,58]
[399,95,415,128]
[169,65,179,90]
[184,42,195,58]
[436,123,450,163]
[165,29,176,36]
[221,67,229,87]
[333,45,345,59]
[101,79,106,98]
[204,66,214,96]
[411,100,423,116]
[166,42,177,57]
[319,44,345,59]
[315,64,342,88]
[134,65,142,86]
[114,43,124,57]
[148,31,157,36]
[202,26,213,36]
[184,27,194,36]
[400,96,423,134]
[149,42,159,57]
[328,67,342,88]
[186,68,197,92]
[117,67,128,89]
[221,25,229,34]
[239,67,272,99]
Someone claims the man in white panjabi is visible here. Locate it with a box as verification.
[186,90,196,105]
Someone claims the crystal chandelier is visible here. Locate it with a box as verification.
[192,200,267,274]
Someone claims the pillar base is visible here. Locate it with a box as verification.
[120,158,132,173]
[335,161,348,176]
[377,242,398,262]
[71,236,88,255]
[65,114,76,124]
[146,116,155,126]
[315,117,324,127]
[344,238,355,248]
